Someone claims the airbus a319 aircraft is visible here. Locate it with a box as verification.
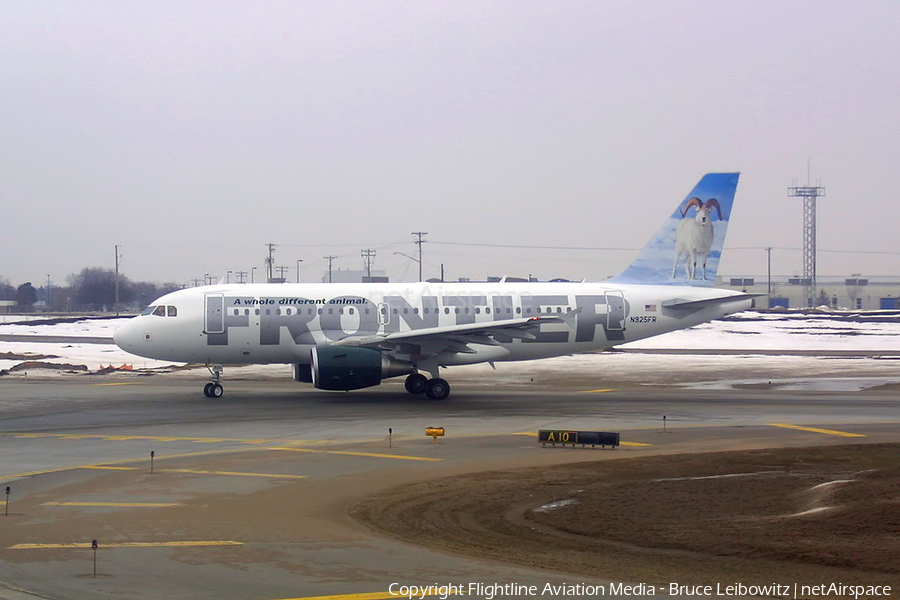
[115,173,754,400]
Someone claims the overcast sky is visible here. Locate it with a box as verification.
[2,1,899,286]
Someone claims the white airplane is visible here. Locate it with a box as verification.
[115,173,754,400]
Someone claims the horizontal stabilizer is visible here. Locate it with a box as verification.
[661,293,763,310]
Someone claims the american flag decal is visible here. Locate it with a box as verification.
[644,304,657,311]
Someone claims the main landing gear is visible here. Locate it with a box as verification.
[203,364,224,398]
[404,373,451,400]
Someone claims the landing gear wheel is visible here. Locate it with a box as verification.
[203,382,224,398]
[404,373,428,395]
[204,364,225,398]
[424,377,451,400]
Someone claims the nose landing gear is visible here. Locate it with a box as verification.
[203,364,224,398]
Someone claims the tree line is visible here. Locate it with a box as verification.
[0,268,180,313]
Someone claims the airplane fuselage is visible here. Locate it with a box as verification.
[115,281,751,366]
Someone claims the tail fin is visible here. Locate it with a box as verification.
[610,172,740,286]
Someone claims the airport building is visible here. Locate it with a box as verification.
[719,275,900,310]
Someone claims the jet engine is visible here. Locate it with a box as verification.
[303,346,413,391]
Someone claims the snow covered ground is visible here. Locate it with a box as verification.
[1,311,899,389]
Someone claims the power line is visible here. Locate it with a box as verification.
[730,246,900,256]
[429,240,639,251]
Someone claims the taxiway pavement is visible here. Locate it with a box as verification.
[0,376,898,600]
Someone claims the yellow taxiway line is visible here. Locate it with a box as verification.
[42,502,182,507]
[274,594,400,600]
[2,432,326,445]
[163,468,307,479]
[582,388,616,393]
[274,591,464,600]
[80,465,137,471]
[1,447,289,482]
[270,447,442,462]
[769,423,867,438]
[9,540,242,550]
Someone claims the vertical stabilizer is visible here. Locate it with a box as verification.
[611,172,740,286]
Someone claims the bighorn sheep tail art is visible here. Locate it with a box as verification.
[672,197,723,280]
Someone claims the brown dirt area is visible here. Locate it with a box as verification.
[351,444,900,589]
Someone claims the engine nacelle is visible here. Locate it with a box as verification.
[307,346,413,391]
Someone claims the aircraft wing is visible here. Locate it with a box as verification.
[334,314,568,355]
[661,293,763,310]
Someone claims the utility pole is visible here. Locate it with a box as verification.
[266,243,276,283]
[235,270,248,284]
[411,232,427,282]
[324,256,337,283]
[275,265,289,281]
[765,247,772,304]
[114,245,121,316]
[361,249,376,280]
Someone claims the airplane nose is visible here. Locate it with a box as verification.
[113,318,141,351]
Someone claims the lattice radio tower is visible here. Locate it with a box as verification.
[788,169,826,307]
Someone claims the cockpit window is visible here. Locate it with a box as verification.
[142,304,178,317]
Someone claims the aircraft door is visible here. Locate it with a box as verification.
[605,291,625,331]
[205,293,225,334]
[377,302,390,326]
